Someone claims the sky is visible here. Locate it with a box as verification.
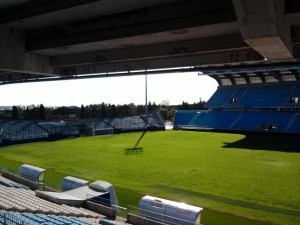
[0,72,218,107]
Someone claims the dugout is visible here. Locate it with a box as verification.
[61,176,89,192]
[18,164,45,183]
[88,181,119,209]
[138,195,203,225]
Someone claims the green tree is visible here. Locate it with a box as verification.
[25,106,30,119]
[100,103,107,118]
[12,106,19,119]
[80,104,86,119]
[160,108,168,120]
[110,104,117,117]
[39,104,45,120]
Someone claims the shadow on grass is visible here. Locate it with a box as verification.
[124,130,146,155]
[152,185,300,217]
[222,133,300,152]
[124,147,143,155]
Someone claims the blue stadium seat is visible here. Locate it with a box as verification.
[173,110,199,128]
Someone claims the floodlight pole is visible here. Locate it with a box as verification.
[145,70,148,118]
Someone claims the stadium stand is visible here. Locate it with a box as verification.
[191,111,242,130]
[0,211,97,225]
[174,65,300,134]
[0,120,80,146]
[84,113,165,135]
[0,121,48,145]
[38,121,79,139]
[205,88,238,108]
[173,110,200,129]
[0,175,29,190]
[0,164,124,225]
[84,119,112,130]
[0,163,124,221]
[206,84,299,108]
[0,113,164,146]
[230,111,294,132]
[0,182,95,216]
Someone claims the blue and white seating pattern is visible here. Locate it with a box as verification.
[174,110,300,133]
[0,179,29,189]
[38,122,79,135]
[0,121,48,141]
[0,184,94,217]
[85,113,165,132]
[174,83,300,133]
[206,84,300,108]
[0,211,97,225]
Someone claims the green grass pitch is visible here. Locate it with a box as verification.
[1,130,300,225]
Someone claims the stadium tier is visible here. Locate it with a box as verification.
[0,211,97,225]
[173,110,199,128]
[0,121,48,144]
[84,119,111,130]
[38,121,80,139]
[0,113,165,145]
[0,121,79,146]
[206,84,300,109]
[84,113,165,135]
[0,164,126,225]
[174,81,300,134]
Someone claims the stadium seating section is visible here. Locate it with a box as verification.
[174,83,300,134]
[0,211,96,225]
[206,84,300,108]
[0,121,48,142]
[84,113,165,134]
[0,121,79,146]
[0,113,165,146]
[0,173,99,225]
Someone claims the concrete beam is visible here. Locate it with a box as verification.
[232,0,293,61]
[0,0,99,25]
[0,26,53,75]
[54,49,263,75]
[26,0,236,51]
[0,0,182,31]
[285,0,300,15]
[51,34,248,67]
[31,22,239,56]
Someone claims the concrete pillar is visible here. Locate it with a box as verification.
[232,0,293,61]
[0,26,53,74]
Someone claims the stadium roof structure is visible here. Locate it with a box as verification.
[198,62,300,86]
[0,0,300,85]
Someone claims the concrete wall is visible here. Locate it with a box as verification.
[0,26,53,74]
[1,170,40,190]
[85,201,117,218]
[127,213,166,225]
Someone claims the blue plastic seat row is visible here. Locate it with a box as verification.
[0,211,97,225]
[4,211,39,225]
[100,218,121,225]
[206,84,300,108]
[0,179,30,189]
[65,216,96,225]
[0,210,5,224]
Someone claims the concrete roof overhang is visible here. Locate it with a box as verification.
[0,0,300,84]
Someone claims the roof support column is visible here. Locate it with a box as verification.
[0,26,53,75]
[232,0,293,61]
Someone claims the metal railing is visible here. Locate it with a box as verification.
[127,205,198,225]
[86,194,128,218]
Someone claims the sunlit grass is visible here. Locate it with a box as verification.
[1,130,300,225]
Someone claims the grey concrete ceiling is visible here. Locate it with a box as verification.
[0,0,300,84]
[0,0,32,10]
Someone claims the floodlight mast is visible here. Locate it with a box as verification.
[145,70,148,128]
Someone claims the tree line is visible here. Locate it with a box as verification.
[0,100,207,121]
